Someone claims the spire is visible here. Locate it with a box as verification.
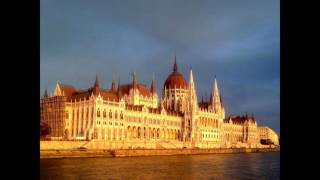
[189,67,194,83]
[93,74,100,95]
[117,78,121,96]
[111,79,116,92]
[132,71,138,89]
[117,78,121,91]
[94,74,100,88]
[212,76,221,112]
[53,83,62,96]
[150,73,157,94]
[188,67,198,111]
[213,76,220,99]
[173,55,178,72]
[43,88,48,98]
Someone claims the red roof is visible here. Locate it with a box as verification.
[118,84,152,97]
[59,84,76,100]
[164,72,188,89]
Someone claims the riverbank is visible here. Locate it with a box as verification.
[40,147,279,159]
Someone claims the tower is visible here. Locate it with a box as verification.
[163,55,188,111]
[111,79,116,92]
[182,67,199,142]
[211,76,222,113]
[188,67,198,112]
[92,75,100,96]
[43,88,48,98]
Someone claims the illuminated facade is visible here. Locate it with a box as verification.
[258,126,279,145]
[40,58,278,148]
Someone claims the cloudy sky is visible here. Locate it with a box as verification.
[41,0,280,134]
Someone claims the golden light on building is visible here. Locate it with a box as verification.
[40,59,279,149]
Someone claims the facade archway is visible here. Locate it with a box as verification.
[157,128,160,139]
[138,127,141,139]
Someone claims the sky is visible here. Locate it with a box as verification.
[40,0,280,134]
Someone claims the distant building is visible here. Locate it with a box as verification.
[222,115,259,147]
[40,57,278,148]
[258,126,279,145]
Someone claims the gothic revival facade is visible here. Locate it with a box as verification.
[40,58,275,148]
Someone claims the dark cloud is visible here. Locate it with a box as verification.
[41,0,280,134]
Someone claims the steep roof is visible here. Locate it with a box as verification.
[118,83,152,97]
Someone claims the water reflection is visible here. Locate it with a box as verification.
[40,152,280,180]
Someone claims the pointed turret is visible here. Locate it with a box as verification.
[189,66,194,83]
[94,74,100,88]
[173,55,178,73]
[111,79,116,92]
[212,76,222,112]
[188,67,198,112]
[53,83,62,96]
[43,88,48,98]
[132,71,138,89]
[150,74,157,94]
[92,75,100,95]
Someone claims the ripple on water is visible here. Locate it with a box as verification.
[40,152,280,180]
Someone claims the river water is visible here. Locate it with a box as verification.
[40,152,280,180]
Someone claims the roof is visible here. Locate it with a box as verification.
[164,72,188,89]
[58,84,76,100]
[164,60,188,89]
[118,83,152,97]
[198,101,210,109]
[224,115,256,124]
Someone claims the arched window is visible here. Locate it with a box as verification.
[97,108,100,117]
[86,108,89,118]
[81,108,84,119]
[91,107,94,118]
[115,111,118,119]
[120,111,123,119]
[77,110,79,119]
[109,110,112,119]
[103,110,106,118]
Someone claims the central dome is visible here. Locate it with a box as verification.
[164,58,188,89]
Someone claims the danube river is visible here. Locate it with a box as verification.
[40,152,280,180]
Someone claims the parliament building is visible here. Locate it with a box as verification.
[40,58,278,149]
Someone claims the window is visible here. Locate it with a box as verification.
[66,111,69,119]
[103,110,106,118]
[81,108,84,119]
[120,112,123,119]
[109,110,112,119]
[91,107,94,118]
[86,108,89,118]
[115,111,118,119]
[97,108,100,117]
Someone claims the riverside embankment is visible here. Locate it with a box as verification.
[40,147,279,159]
